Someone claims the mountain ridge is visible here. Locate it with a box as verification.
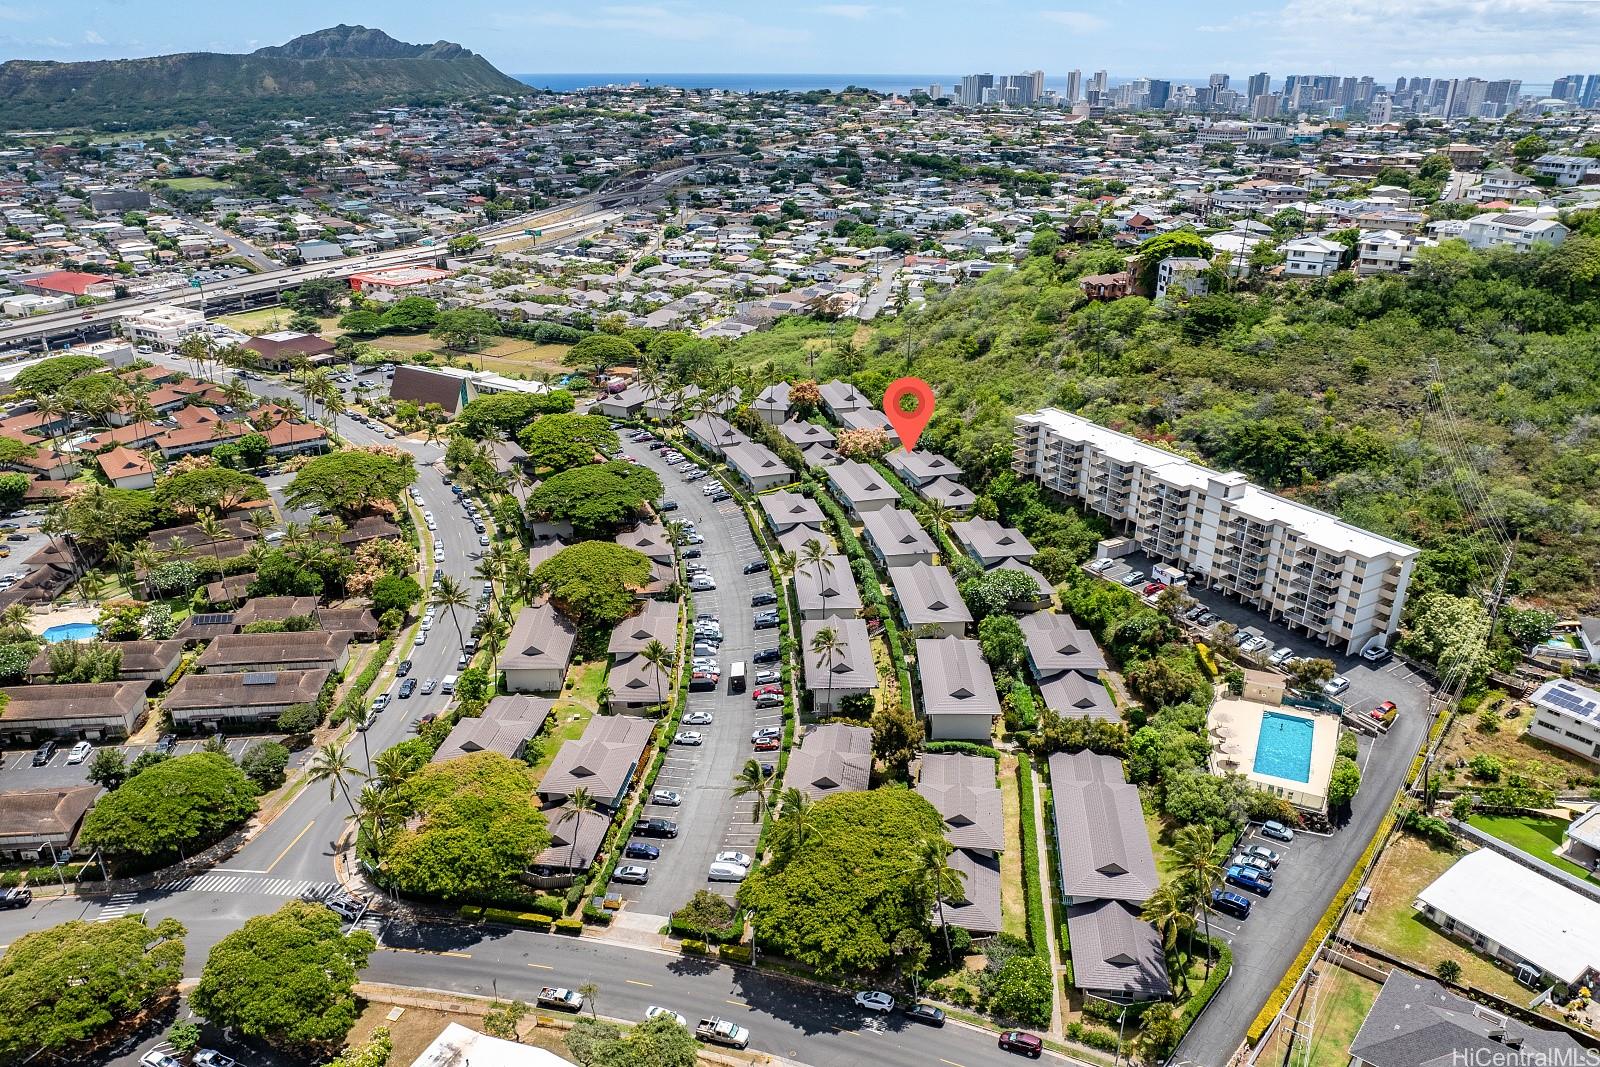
[0,25,526,130]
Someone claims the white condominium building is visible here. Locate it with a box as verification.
[1013,409,1418,655]
[121,304,207,348]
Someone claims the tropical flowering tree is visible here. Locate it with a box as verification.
[836,427,892,460]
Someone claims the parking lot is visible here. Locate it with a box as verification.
[0,520,50,584]
[0,731,295,787]
[607,435,778,916]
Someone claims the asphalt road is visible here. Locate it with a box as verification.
[611,440,776,917]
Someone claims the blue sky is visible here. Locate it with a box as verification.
[1,1,1595,82]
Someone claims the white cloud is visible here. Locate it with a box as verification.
[1040,9,1109,32]
[819,4,874,17]
[500,3,810,47]
[83,29,106,45]
[0,5,30,22]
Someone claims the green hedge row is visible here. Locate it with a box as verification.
[1177,936,1234,1036]
[681,939,708,955]
[718,943,754,964]
[1246,811,1395,1045]
[924,740,1001,759]
[481,907,555,931]
[1015,756,1052,961]
[812,486,914,711]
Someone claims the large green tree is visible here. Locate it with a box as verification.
[152,467,267,517]
[519,413,620,473]
[192,901,374,1053]
[383,750,550,902]
[13,354,103,396]
[430,308,499,351]
[525,461,661,538]
[79,752,258,867]
[563,333,640,373]
[454,391,574,439]
[285,449,417,517]
[0,916,186,1061]
[530,541,653,628]
[737,789,946,976]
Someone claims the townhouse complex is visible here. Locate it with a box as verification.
[1013,408,1418,655]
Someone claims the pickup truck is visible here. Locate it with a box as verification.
[696,1017,751,1049]
[537,987,584,1012]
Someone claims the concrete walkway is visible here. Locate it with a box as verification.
[1029,758,1067,1041]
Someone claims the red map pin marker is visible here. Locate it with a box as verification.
[882,377,935,452]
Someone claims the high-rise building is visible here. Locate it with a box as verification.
[928,83,943,101]
[1369,94,1392,123]
[1356,76,1374,104]
[959,73,994,106]
[1024,70,1045,105]
[1394,76,1408,94]
[1485,79,1520,108]
[1247,72,1270,106]
[1551,74,1583,101]
[1147,79,1171,109]
[1209,73,1230,94]
[1252,92,1281,119]
[1338,77,1357,106]
[1091,70,1108,95]
[1065,69,1082,104]
[1582,75,1600,108]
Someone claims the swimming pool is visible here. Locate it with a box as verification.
[41,622,100,643]
[1254,711,1315,783]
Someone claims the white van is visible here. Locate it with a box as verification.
[441,674,458,695]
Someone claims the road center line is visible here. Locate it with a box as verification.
[724,998,748,1008]
[624,979,652,987]
[265,819,316,874]
[528,962,554,970]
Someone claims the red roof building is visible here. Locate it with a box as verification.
[21,270,119,298]
[347,265,451,292]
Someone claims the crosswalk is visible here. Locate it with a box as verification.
[96,892,138,922]
[157,872,341,899]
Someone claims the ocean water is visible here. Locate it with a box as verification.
[517,73,960,94]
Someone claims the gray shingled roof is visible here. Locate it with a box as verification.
[800,617,876,693]
[1066,900,1173,999]
[794,553,862,616]
[819,380,871,414]
[1021,612,1108,678]
[778,419,836,448]
[499,603,577,673]
[951,517,1037,565]
[785,723,873,800]
[538,715,654,807]
[918,753,1004,852]
[825,461,901,509]
[607,599,678,657]
[886,449,963,485]
[916,637,1001,722]
[431,696,553,763]
[861,508,936,561]
[936,848,1003,935]
[194,629,351,671]
[1349,972,1585,1067]
[1038,671,1120,723]
[888,563,972,629]
[1049,751,1160,904]
[918,477,977,510]
[616,522,674,563]
[533,808,612,872]
[724,441,794,484]
[760,490,827,532]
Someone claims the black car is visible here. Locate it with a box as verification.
[682,548,702,559]
[753,611,780,630]
[623,841,661,861]
[398,678,418,698]
[750,591,778,607]
[5,533,26,543]
[635,818,679,839]
[742,558,769,574]
[0,887,31,910]
[709,490,732,502]
[659,500,679,511]
[903,1003,946,1027]
[397,659,413,677]
[31,740,56,766]
[752,647,781,664]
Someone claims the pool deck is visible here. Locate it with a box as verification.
[1208,695,1339,811]
[27,604,101,638]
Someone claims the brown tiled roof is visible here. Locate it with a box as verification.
[195,630,351,671]
[390,365,464,413]
[0,785,100,848]
[538,715,653,806]
[164,668,331,711]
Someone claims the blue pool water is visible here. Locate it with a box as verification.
[42,622,99,643]
[1254,711,1315,783]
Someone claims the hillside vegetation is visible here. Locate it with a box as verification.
[0,25,525,130]
[727,218,1600,614]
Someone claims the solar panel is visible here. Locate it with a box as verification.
[241,672,279,686]
[191,612,235,626]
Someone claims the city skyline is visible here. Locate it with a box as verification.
[1,0,1598,83]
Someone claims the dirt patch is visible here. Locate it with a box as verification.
[347,999,575,1064]
[1437,695,1600,793]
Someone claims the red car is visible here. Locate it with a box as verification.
[751,684,782,700]
[1371,700,1397,720]
[1142,581,1167,596]
[753,737,780,752]
[999,1030,1043,1058]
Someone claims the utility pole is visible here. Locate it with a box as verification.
[1483,535,1518,645]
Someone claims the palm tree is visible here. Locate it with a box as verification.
[912,835,967,962]
[347,704,376,769]
[776,787,817,853]
[1171,824,1228,976]
[195,510,229,572]
[307,743,365,820]
[774,550,797,588]
[243,508,278,541]
[353,782,407,858]
[922,501,953,553]
[1141,881,1197,992]
[0,603,31,640]
[800,537,834,617]
[640,638,676,711]
[372,746,423,791]
[433,575,472,652]
[731,759,772,824]
[809,625,844,714]
[558,787,597,875]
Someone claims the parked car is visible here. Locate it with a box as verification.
[1230,853,1275,880]
[690,575,716,591]
[612,864,650,885]
[636,818,678,839]
[999,1030,1043,1058]
[903,1003,946,1026]
[753,611,780,629]
[652,789,683,806]
[854,991,894,1013]
[624,841,661,861]
[1371,700,1397,721]
[140,1052,184,1067]
[682,711,714,726]
[1210,888,1253,920]
[1087,558,1115,573]
[193,1051,239,1067]
[31,740,56,766]
[659,499,678,511]
[0,887,32,909]
[751,726,782,741]
[155,733,176,755]
[752,731,781,746]
[752,647,781,664]
[537,987,584,1012]
[1360,645,1391,662]
[743,558,769,574]
[708,861,748,882]
[1241,844,1281,867]
[754,669,781,685]
[750,591,778,607]
[1323,675,1351,697]
[1225,865,1273,896]
[1268,647,1296,667]
[715,851,753,869]
[674,731,704,746]
[751,685,783,701]
[1141,581,1167,596]
[1119,570,1146,586]
[645,1006,688,1026]
[66,740,92,765]
[1260,820,1295,842]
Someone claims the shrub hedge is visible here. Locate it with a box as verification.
[1177,936,1234,1035]
[680,939,708,955]
[1015,756,1052,960]
[718,943,754,964]
[1246,812,1395,1045]
[924,740,1001,759]
[482,908,554,931]
[553,917,584,935]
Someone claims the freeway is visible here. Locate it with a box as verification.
[0,164,699,353]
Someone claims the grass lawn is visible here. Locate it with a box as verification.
[527,660,607,787]
[1260,968,1381,1067]
[998,753,1028,940]
[1468,814,1592,879]
[155,176,232,191]
[1359,832,1548,1011]
[217,307,331,336]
